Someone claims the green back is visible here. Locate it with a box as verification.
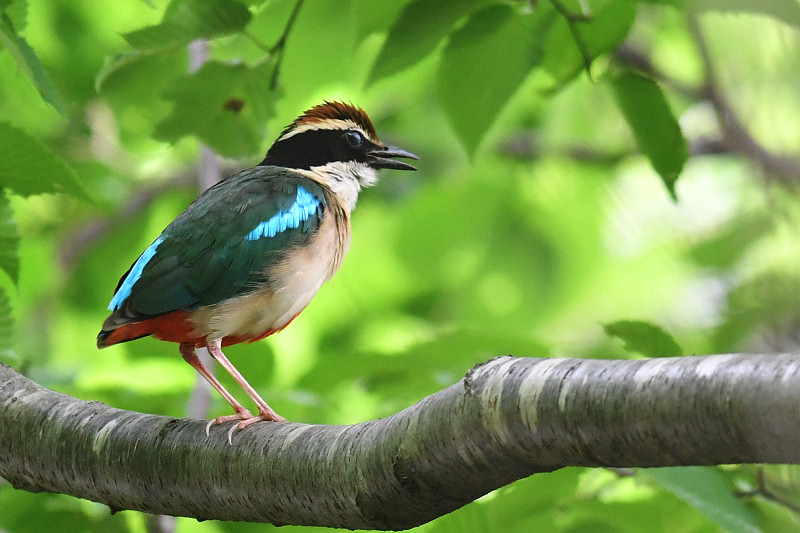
[114,167,326,321]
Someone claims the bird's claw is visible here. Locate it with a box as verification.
[225,412,286,443]
[204,408,286,443]
[204,408,255,436]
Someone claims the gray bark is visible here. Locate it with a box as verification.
[1,353,799,530]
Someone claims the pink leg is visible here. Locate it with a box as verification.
[205,338,286,429]
[180,343,254,422]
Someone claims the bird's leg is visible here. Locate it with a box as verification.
[179,343,254,428]
[205,338,286,429]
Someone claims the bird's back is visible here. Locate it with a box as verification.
[98,166,343,347]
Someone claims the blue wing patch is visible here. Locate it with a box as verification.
[245,185,320,240]
[108,236,165,311]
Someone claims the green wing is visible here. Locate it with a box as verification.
[109,167,326,322]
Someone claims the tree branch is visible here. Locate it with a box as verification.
[2,353,799,529]
[686,15,800,186]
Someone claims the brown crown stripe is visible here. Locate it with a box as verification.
[279,101,378,141]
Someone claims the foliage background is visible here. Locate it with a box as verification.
[2,0,800,531]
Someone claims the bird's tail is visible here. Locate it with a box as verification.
[97,310,196,349]
[97,323,152,348]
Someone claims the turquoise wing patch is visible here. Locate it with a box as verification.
[106,170,326,320]
[245,185,320,240]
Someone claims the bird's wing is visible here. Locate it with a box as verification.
[106,168,326,324]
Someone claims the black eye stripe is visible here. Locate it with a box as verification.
[260,129,377,170]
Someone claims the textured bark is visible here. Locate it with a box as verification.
[1,354,799,530]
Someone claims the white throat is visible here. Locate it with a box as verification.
[308,161,378,212]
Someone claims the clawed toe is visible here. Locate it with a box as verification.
[204,409,286,443]
[225,413,286,444]
[204,409,255,435]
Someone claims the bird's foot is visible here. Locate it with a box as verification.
[204,407,255,436]
[225,410,286,444]
[221,410,286,444]
[204,406,286,443]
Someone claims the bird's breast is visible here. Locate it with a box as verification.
[189,198,351,343]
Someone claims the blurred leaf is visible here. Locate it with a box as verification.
[122,0,251,51]
[712,272,800,353]
[538,0,637,90]
[154,59,276,157]
[646,467,762,533]
[603,320,682,357]
[437,4,555,153]
[644,0,800,30]
[0,190,19,284]
[0,285,13,364]
[1,0,27,31]
[0,122,87,199]
[96,48,183,95]
[0,488,131,533]
[301,326,550,414]
[423,469,582,533]
[609,71,687,199]
[0,12,64,114]
[688,213,772,269]
[368,0,485,82]
[351,0,406,42]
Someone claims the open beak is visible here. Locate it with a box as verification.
[368,145,420,171]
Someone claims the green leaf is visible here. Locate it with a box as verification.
[0,13,64,115]
[644,0,800,30]
[0,190,19,285]
[688,212,772,269]
[1,0,28,31]
[154,60,276,157]
[538,0,637,90]
[603,320,682,358]
[646,467,762,533]
[95,48,186,97]
[0,122,87,199]
[123,0,251,51]
[352,0,406,43]
[368,0,486,83]
[437,4,556,154]
[0,285,14,365]
[609,71,688,199]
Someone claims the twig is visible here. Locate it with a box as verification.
[549,0,593,73]
[499,132,730,163]
[615,33,800,187]
[735,469,800,516]
[687,15,800,185]
[614,44,701,99]
[268,0,305,90]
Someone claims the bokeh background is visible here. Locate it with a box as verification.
[2,0,800,531]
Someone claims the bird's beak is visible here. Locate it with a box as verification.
[368,145,420,171]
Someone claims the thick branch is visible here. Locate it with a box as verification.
[1,354,799,529]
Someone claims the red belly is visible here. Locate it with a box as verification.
[100,309,301,348]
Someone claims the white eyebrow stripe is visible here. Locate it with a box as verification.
[277,119,369,141]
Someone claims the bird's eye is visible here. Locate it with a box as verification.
[344,130,364,149]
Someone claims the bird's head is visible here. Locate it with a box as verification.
[260,101,419,209]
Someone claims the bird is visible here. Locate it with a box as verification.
[98,101,418,435]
